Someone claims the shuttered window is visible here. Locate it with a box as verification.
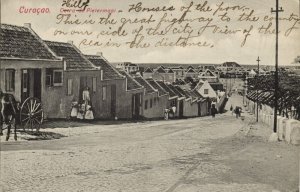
[5,69,15,92]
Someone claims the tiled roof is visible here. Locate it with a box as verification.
[0,24,58,60]
[191,89,203,99]
[174,86,190,98]
[146,79,168,96]
[85,55,123,80]
[45,41,94,70]
[119,71,143,90]
[167,84,184,98]
[134,76,156,94]
[156,81,177,98]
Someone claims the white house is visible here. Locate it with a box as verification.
[194,80,217,99]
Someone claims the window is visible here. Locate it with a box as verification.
[53,70,63,86]
[204,89,209,94]
[150,99,153,108]
[102,86,107,100]
[5,69,15,92]
[67,79,73,95]
[145,100,148,110]
[46,69,63,87]
[92,77,97,93]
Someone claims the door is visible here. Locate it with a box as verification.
[132,93,140,120]
[33,69,41,100]
[198,102,201,116]
[111,84,116,118]
[21,69,41,102]
[21,69,29,102]
[179,100,183,118]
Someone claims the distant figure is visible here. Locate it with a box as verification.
[164,109,169,120]
[234,106,240,118]
[171,105,176,118]
[211,104,217,118]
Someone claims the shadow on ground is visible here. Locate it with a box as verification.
[18,131,66,141]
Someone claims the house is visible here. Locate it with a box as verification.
[171,66,185,79]
[85,54,135,120]
[0,23,65,119]
[143,67,153,79]
[248,69,257,78]
[185,68,198,79]
[194,80,217,99]
[134,76,167,119]
[118,71,144,120]
[112,62,139,73]
[146,78,170,118]
[44,41,103,118]
[198,69,218,83]
[156,81,178,112]
[152,66,176,83]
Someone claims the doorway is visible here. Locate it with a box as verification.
[21,69,42,102]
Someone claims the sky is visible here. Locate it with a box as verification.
[1,0,300,65]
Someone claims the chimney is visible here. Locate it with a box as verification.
[96,52,103,57]
[100,70,103,80]
[24,23,31,29]
[67,40,73,45]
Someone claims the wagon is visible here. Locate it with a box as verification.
[19,97,44,132]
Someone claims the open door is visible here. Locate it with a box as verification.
[111,84,116,118]
[21,69,41,102]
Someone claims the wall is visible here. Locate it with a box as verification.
[142,92,168,119]
[183,99,198,117]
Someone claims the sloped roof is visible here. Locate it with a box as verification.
[45,41,94,70]
[119,71,143,90]
[156,67,166,73]
[156,81,177,98]
[85,55,123,79]
[167,84,184,98]
[134,76,156,94]
[0,24,58,60]
[199,69,216,77]
[174,86,190,98]
[196,81,205,89]
[146,79,168,96]
[144,67,153,73]
[186,68,196,73]
[221,62,241,68]
[167,68,175,73]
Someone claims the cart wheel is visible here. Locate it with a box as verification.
[20,97,44,132]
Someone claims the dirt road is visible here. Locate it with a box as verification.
[0,95,298,192]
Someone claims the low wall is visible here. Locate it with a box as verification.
[246,98,300,145]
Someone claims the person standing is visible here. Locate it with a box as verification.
[211,104,217,118]
[171,105,176,119]
[235,106,240,118]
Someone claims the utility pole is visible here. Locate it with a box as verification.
[256,56,260,122]
[271,0,283,133]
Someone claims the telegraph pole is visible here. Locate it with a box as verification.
[256,56,260,122]
[271,0,283,133]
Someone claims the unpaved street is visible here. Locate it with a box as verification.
[0,98,299,192]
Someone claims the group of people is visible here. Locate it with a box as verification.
[70,86,94,120]
[164,105,176,120]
